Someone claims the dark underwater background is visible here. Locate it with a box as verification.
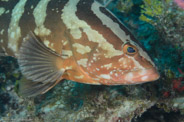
[0,0,184,122]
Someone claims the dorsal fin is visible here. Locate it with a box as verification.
[95,0,113,7]
[18,32,65,97]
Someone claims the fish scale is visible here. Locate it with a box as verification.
[0,0,159,97]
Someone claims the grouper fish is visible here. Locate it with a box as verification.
[0,0,160,97]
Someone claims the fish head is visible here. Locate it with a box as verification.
[87,41,159,85]
[110,42,160,84]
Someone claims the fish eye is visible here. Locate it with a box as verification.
[123,43,137,55]
[127,47,135,53]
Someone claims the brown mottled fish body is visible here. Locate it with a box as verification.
[0,0,159,97]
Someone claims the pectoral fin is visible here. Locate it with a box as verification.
[18,32,65,97]
[0,46,5,57]
[18,77,62,97]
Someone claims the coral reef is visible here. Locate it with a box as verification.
[140,0,184,49]
[0,0,184,122]
[1,79,158,122]
[174,0,184,9]
[0,57,21,116]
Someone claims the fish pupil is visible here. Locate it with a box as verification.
[127,47,135,53]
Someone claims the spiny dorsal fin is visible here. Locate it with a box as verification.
[18,32,65,97]
[96,0,113,7]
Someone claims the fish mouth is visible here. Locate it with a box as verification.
[129,68,160,84]
[110,68,160,85]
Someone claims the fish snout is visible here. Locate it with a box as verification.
[110,68,160,84]
[132,68,160,83]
